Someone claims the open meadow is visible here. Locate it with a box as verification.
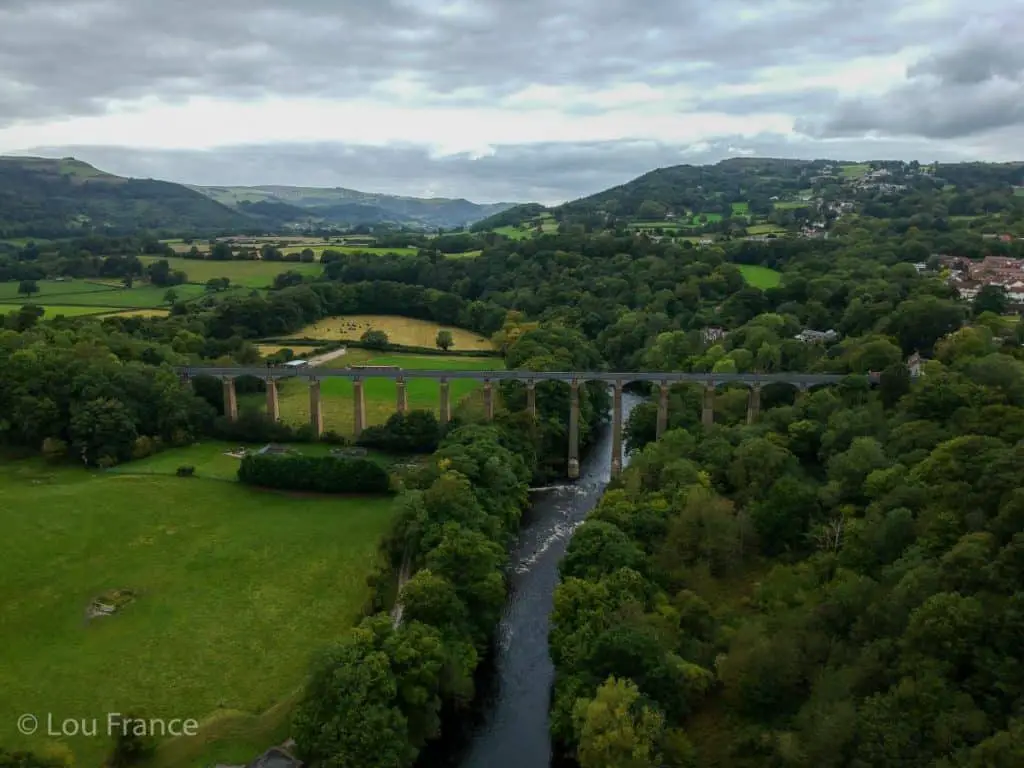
[738,264,783,288]
[840,163,871,179]
[0,452,397,767]
[138,255,324,288]
[284,314,493,351]
[239,353,503,434]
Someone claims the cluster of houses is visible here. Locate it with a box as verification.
[945,255,1024,303]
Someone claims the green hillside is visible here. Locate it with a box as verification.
[0,157,253,238]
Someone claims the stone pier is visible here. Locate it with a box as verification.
[568,380,580,479]
[526,380,537,420]
[483,380,495,420]
[353,378,367,436]
[309,379,324,437]
[396,377,408,414]
[222,377,238,422]
[265,379,280,422]
[746,384,761,425]
[610,381,623,476]
[439,379,451,424]
[702,383,715,427]
[656,381,669,439]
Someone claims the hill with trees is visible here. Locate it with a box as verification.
[0,157,255,238]
[4,156,1024,767]
[192,184,518,229]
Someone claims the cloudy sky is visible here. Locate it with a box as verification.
[1,0,1021,204]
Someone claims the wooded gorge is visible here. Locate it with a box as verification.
[3,181,1024,767]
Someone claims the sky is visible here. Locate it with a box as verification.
[1,0,1022,204]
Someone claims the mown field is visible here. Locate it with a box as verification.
[138,255,324,288]
[840,163,871,179]
[0,453,397,767]
[773,200,810,210]
[285,314,493,351]
[281,245,418,257]
[240,353,503,434]
[738,264,783,288]
[747,224,788,235]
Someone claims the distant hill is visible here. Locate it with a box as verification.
[0,156,252,238]
[191,184,518,229]
[559,157,823,219]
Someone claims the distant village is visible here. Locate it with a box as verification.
[945,254,1024,305]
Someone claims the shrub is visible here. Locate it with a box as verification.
[131,435,155,460]
[176,465,195,477]
[105,715,156,767]
[237,454,391,494]
[357,410,441,454]
[41,437,69,462]
[322,430,350,446]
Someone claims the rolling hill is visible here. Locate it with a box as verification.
[191,184,517,229]
[0,157,254,238]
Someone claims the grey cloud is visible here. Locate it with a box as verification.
[806,23,1024,141]
[1,0,1018,128]
[16,136,988,206]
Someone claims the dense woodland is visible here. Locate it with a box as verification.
[3,159,1024,767]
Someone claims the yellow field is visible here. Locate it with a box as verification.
[256,344,324,356]
[100,308,171,318]
[285,315,493,351]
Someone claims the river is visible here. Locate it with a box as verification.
[429,393,643,768]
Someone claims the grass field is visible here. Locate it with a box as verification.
[738,264,783,288]
[285,315,493,351]
[493,225,534,240]
[1014,188,1024,197]
[731,202,750,215]
[840,163,871,179]
[446,249,482,259]
[257,344,324,357]
[280,245,418,257]
[139,256,324,288]
[240,353,503,434]
[0,454,397,766]
[692,213,723,224]
[746,224,787,235]
[6,304,120,317]
[99,308,172,319]
[773,200,810,210]
[0,280,115,300]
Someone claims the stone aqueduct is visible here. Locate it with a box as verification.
[177,366,868,478]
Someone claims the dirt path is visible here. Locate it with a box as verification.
[307,347,349,366]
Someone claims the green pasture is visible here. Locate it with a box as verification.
[280,245,419,257]
[737,264,782,289]
[731,202,750,215]
[138,256,323,288]
[746,224,787,235]
[239,353,503,434]
[840,163,871,179]
[0,456,397,766]
[773,200,809,210]
[0,279,116,300]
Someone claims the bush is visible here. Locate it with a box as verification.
[105,716,155,767]
[176,465,195,477]
[322,430,350,446]
[211,409,306,444]
[357,410,441,454]
[131,435,156,460]
[41,437,68,462]
[237,454,391,494]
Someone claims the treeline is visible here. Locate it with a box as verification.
[0,323,214,466]
[551,322,1024,766]
[238,453,391,494]
[291,417,535,766]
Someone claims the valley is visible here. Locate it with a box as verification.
[1,154,1023,768]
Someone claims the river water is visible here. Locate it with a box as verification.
[432,393,642,768]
